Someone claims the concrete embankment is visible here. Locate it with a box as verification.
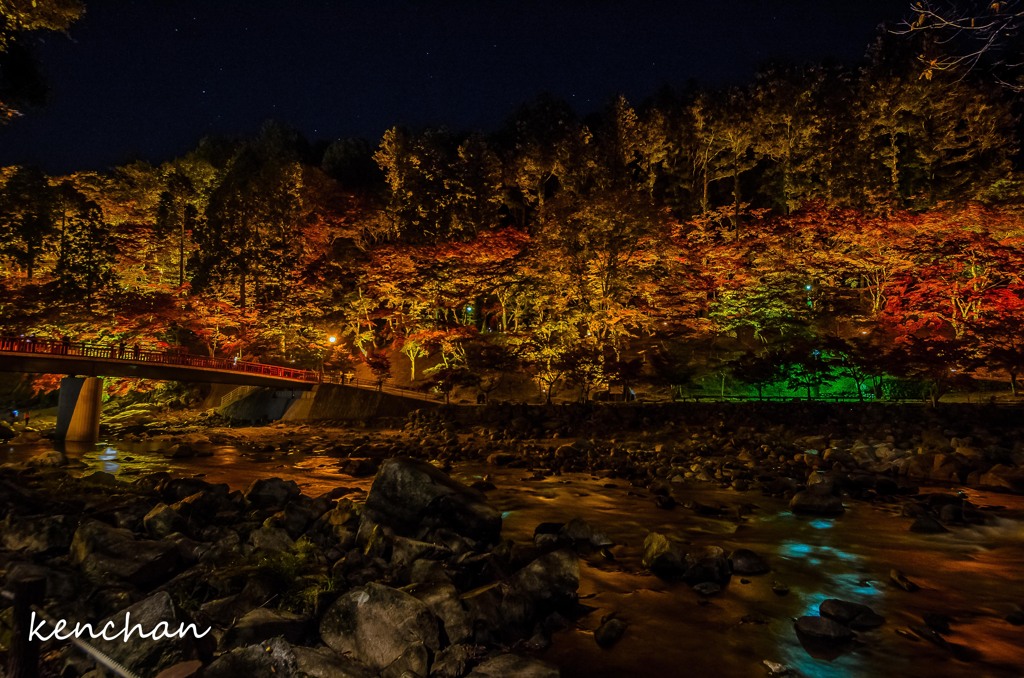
[217,383,438,423]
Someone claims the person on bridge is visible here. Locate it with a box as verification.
[118,340,126,359]
[132,343,140,360]
[61,335,70,355]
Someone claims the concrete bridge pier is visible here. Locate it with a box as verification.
[56,376,103,442]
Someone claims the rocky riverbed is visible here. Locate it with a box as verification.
[0,402,1023,676]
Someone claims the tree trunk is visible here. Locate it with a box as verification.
[732,156,741,234]
[178,215,186,287]
[888,131,900,204]
[59,211,67,270]
[1011,372,1019,397]
[239,272,247,308]
[701,163,710,214]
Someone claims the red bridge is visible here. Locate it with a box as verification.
[0,335,322,388]
[0,336,440,442]
[0,335,432,399]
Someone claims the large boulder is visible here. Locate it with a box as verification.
[70,520,180,588]
[244,478,301,510]
[1,514,75,554]
[319,582,440,671]
[143,504,188,538]
[500,550,579,633]
[408,582,473,645]
[505,550,579,604]
[90,592,206,675]
[364,458,501,544]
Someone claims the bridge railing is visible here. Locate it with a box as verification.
[0,336,441,400]
[0,335,319,383]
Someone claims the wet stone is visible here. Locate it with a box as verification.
[789,489,845,516]
[819,599,885,630]
[794,615,855,643]
[594,617,627,648]
[890,569,920,592]
[729,548,770,575]
[642,532,685,577]
[319,582,440,671]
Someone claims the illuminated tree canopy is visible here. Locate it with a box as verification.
[0,33,1022,404]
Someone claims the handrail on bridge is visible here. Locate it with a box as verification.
[0,335,438,400]
[0,335,318,382]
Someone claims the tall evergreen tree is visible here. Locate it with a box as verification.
[0,165,53,279]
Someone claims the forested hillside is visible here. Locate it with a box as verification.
[2,35,1023,403]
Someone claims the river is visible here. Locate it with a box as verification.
[3,436,1023,677]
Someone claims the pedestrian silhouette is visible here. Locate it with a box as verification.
[133,343,140,360]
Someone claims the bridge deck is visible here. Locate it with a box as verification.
[0,337,438,400]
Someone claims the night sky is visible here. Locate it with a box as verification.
[1,0,911,173]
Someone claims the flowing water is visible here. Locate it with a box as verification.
[3,438,1023,678]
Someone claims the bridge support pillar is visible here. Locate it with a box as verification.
[56,376,103,442]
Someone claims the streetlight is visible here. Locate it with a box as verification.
[320,335,338,382]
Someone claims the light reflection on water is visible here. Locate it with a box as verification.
[98,446,119,474]
[3,439,1024,677]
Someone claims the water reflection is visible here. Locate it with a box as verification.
[778,541,860,566]
[98,446,119,474]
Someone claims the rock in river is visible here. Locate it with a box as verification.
[70,519,180,588]
[594,617,627,648]
[320,582,440,671]
[819,599,885,629]
[729,548,770,575]
[642,532,684,577]
[789,487,845,516]
[90,592,204,675]
[364,457,502,544]
[244,477,300,510]
[793,615,854,643]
